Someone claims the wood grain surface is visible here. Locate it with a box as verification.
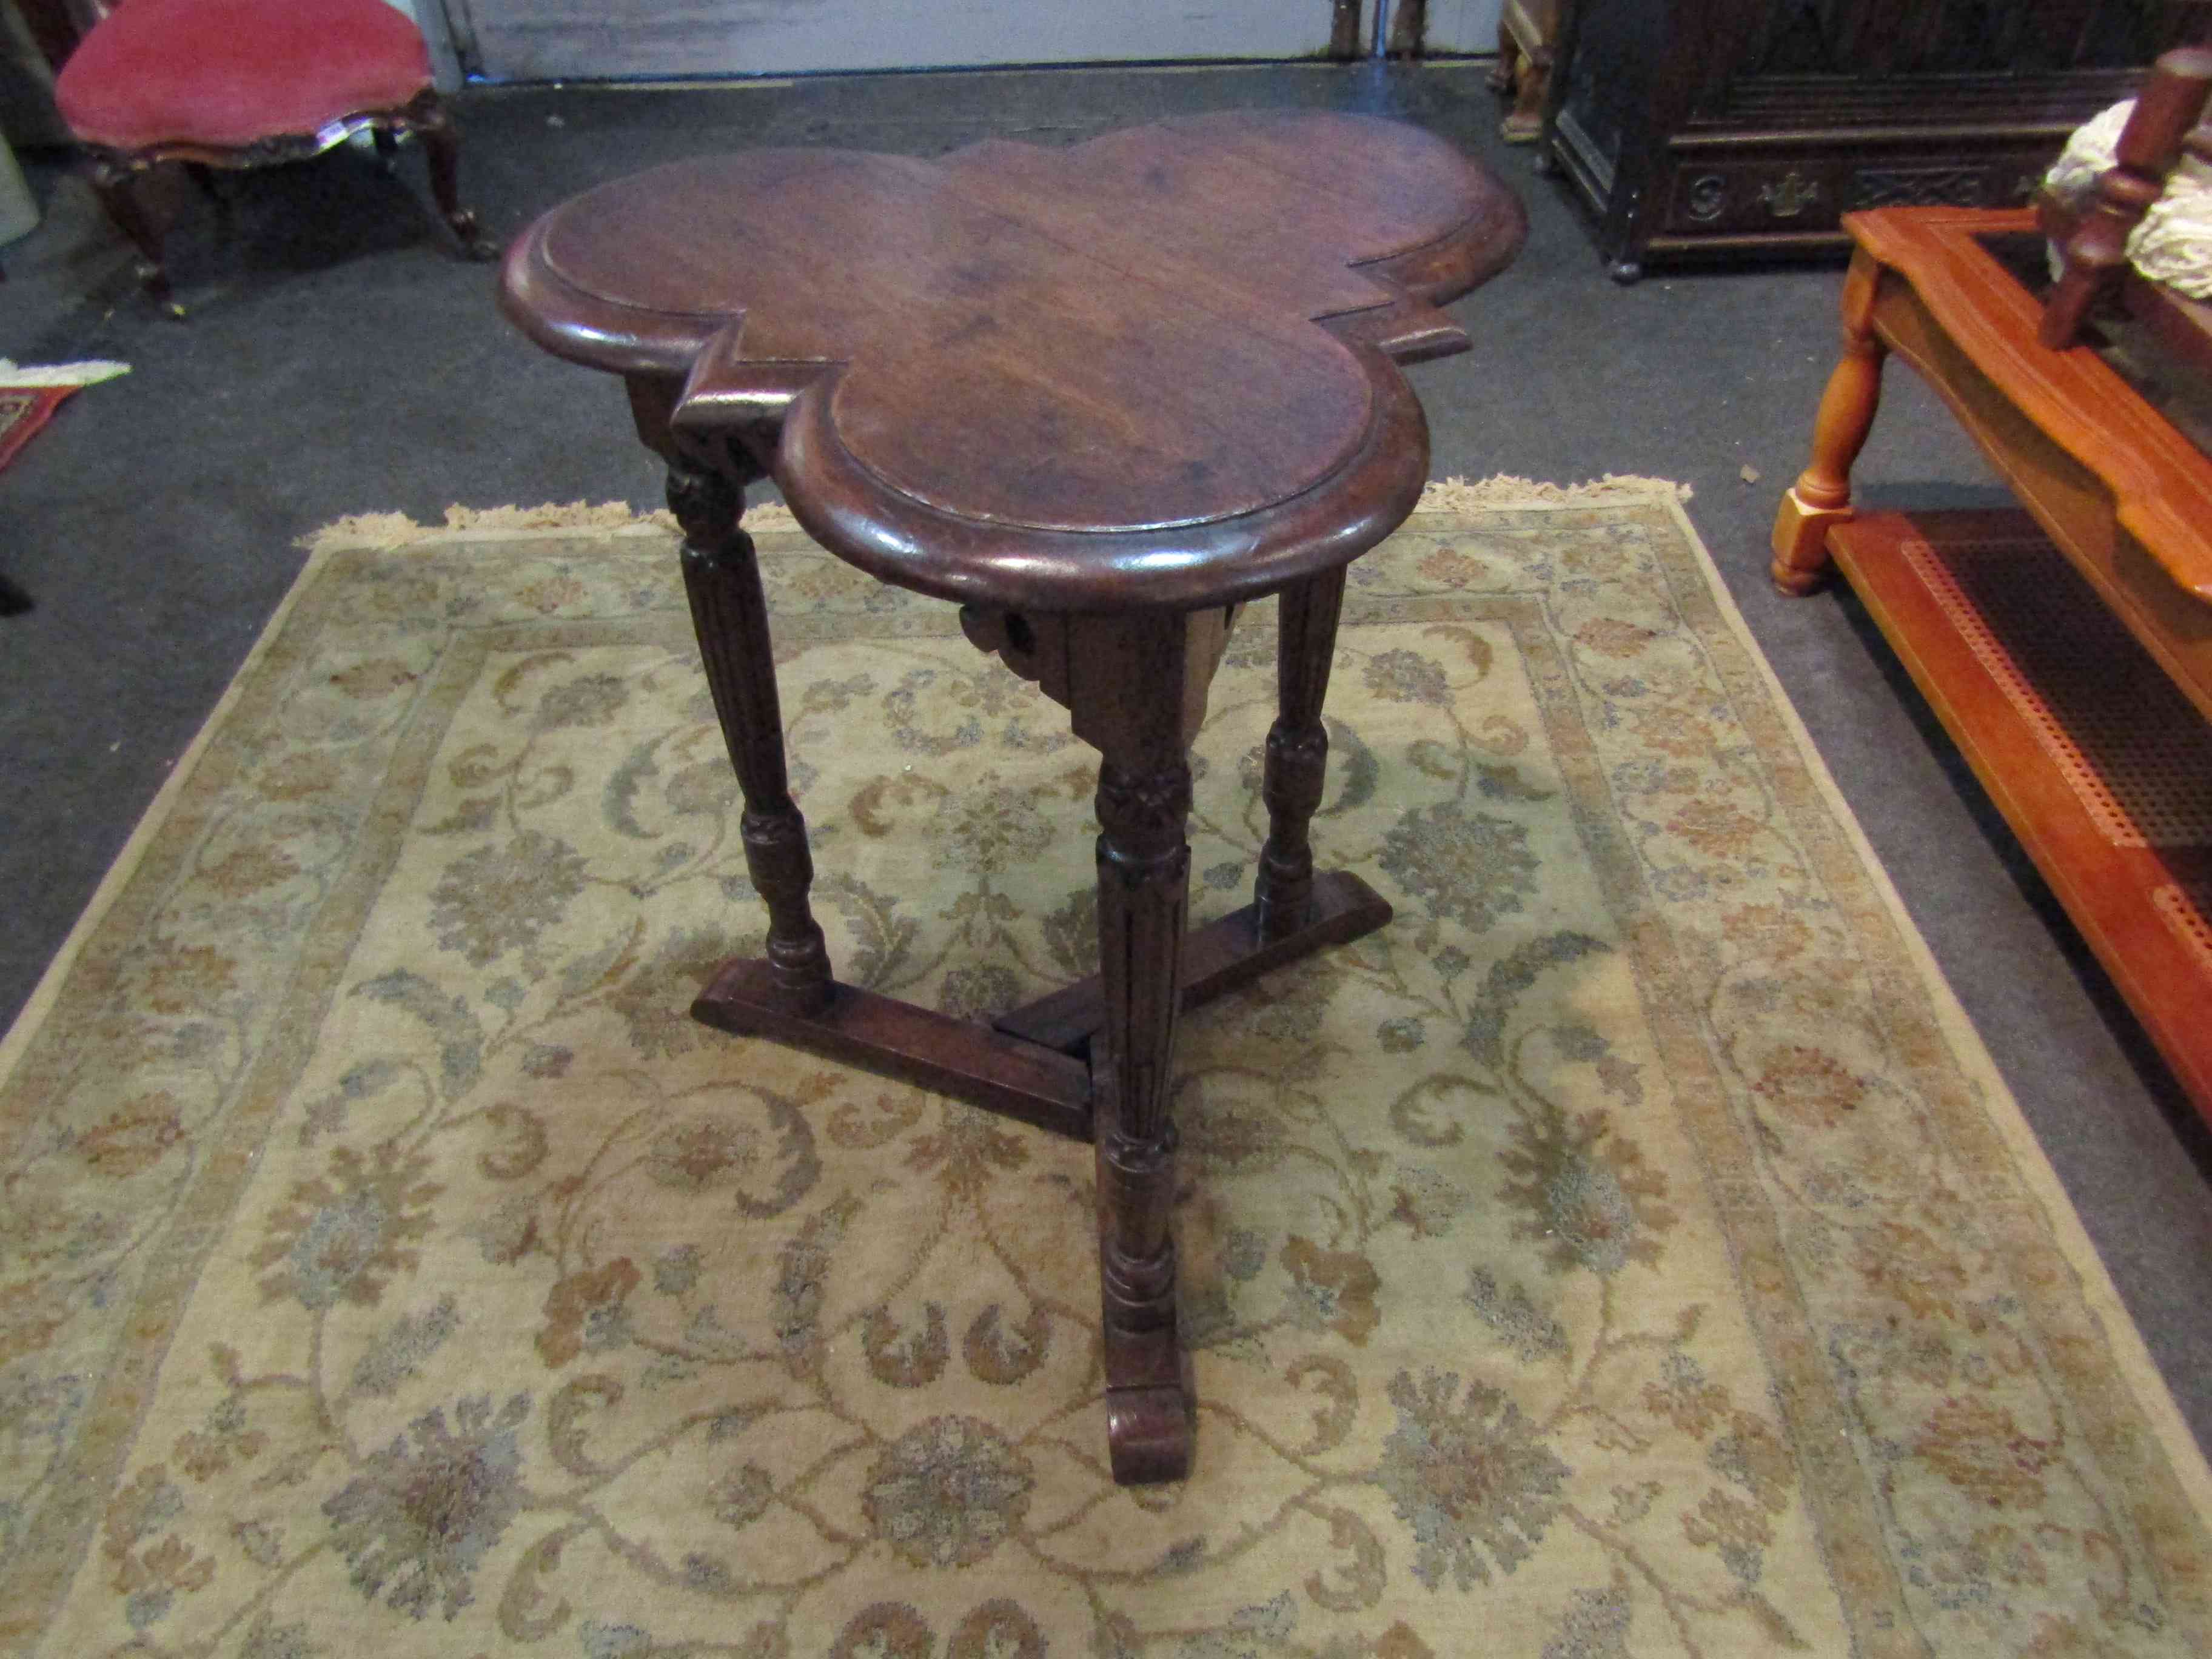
[501,111,1523,612]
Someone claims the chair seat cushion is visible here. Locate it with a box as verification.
[56,0,432,153]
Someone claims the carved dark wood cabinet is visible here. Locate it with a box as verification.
[1544,0,2202,280]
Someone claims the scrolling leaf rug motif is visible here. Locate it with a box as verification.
[3,484,2208,1659]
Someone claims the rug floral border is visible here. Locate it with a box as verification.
[4,483,2208,1657]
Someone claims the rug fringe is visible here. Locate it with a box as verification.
[0,357,131,388]
[300,500,692,551]
[300,499,814,551]
[301,477,1689,554]
[1416,473,1694,511]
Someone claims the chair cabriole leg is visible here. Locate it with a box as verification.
[90,161,181,318]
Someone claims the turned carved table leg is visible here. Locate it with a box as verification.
[668,457,836,1016]
[1093,753,1196,1484]
[1257,567,1346,941]
[1073,612,1201,1483]
[1772,247,1888,595]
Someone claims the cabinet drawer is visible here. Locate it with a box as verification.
[1661,152,2054,238]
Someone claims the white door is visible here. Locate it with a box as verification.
[443,0,1358,84]
[1406,0,1506,54]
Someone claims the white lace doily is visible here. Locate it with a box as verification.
[2046,97,2212,300]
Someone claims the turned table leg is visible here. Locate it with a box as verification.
[1093,752,1196,1483]
[1070,611,1202,1483]
[1256,566,1346,940]
[667,457,835,1016]
[1772,247,1888,595]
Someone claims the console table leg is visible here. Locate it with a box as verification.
[1774,247,1888,595]
[1256,566,1346,941]
[1093,753,1196,1483]
[668,460,834,1015]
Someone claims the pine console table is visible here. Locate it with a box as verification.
[1772,205,2212,1124]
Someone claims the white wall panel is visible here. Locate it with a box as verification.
[1414,0,1506,55]
[457,0,1346,84]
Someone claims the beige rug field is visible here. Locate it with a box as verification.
[2,481,2207,1657]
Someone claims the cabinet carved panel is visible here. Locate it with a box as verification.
[1548,0,2199,278]
[1746,0,2166,77]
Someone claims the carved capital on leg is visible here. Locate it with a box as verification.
[1096,759,1194,872]
[665,455,741,546]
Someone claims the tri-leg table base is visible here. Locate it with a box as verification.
[688,868,1393,1483]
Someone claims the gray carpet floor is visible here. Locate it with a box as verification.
[4,59,2207,1451]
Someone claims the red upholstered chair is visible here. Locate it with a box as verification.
[53,0,493,315]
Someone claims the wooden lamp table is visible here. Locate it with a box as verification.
[1772,205,2212,1126]
[500,112,1526,1483]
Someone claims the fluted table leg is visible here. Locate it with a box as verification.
[668,457,834,1016]
[1093,754,1195,1483]
[1067,612,1201,1483]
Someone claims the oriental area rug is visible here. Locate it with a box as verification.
[4,482,2208,1659]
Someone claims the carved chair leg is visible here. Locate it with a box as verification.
[1773,247,1887,594]
[89,164,181,318]
[409,96,497,261]
[1256,566,1346,941]
[1093,751,1196,1484]
[669,458,834,1016]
